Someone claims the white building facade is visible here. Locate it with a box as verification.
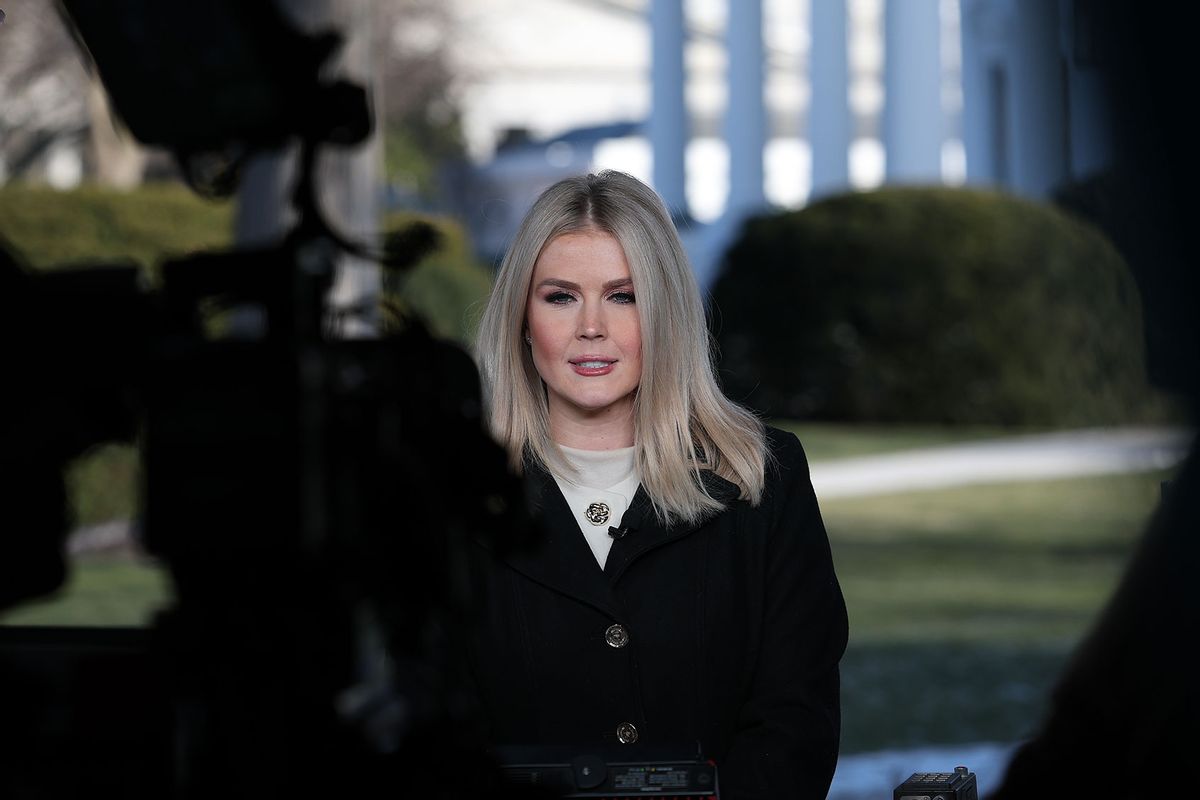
[444,0,1115,284]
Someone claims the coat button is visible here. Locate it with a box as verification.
[604,623,629,648]
[616,722,639,744]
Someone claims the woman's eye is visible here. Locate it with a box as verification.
[609,291,636,305]
[545,291,575,304]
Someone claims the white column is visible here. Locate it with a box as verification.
[809,0,851,199]
[650,0,688,216]
[959,0,1009,186]
[725,0,766,213]
[883,0,943,183]
[1009,0,1066,197]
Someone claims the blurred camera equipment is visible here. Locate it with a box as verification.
[1,1,532,797]
[497,747,719,799]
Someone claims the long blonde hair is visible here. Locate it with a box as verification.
[475,170,767,525]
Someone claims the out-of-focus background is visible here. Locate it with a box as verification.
[1,1,1193,797]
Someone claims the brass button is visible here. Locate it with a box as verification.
[585,502,610,526]
[604,623,629,648]
[616,721,639,744]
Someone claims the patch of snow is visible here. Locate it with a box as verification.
[829,740,1019,800]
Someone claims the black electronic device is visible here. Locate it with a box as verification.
[500,752,718,798]
[894,765,978,800]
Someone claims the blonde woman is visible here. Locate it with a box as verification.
[470,171,847,799]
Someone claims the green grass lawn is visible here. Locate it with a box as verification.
[1,423,1176,756]
[824,469,1169,753]
[774,420,1037,462]
[825,471,1165,642]
[66,443,140,527]
[0,555,172,627]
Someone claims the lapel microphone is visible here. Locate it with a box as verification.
[610,490,648,540]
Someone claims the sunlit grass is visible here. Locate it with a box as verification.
[0,556,171,627]
[66,443,140,527]
[824,470,1166,645]
[822,469,1170,752]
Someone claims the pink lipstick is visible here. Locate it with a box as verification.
[569,357,616,376]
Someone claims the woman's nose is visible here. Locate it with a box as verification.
[577,303,605,339]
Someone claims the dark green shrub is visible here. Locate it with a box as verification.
[0,182,234,271]
[710,187,1158,425]
[380,211,492,343]
[0,184,491,345]
[1053,171,1199,400]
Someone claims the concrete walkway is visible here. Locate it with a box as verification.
[808,426,1193,500]
[65,426,1194,553]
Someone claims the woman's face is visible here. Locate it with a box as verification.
[525,230,643,439]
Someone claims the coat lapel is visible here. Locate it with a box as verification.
[603,471,740,583]
[489,461,741,606]
[496,463,623,618]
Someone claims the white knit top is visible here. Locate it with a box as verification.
[551,444,640,569]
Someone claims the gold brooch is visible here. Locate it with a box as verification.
[585,502,611,526]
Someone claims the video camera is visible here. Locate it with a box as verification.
[1,1,532,796]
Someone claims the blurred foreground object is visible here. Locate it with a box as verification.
[990,0,1200,796]
[1,1,533,796]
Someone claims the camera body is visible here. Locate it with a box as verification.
[894,765,978,800]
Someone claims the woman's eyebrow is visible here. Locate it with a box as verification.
[536,278,581,290]
[535,278,633,290]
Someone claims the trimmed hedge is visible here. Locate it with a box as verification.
[0,183,491,344]
[0,183,234,271]
[380,211,492,343]
[710,187,1159,425]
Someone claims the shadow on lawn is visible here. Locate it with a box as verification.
[839,640,1073,754]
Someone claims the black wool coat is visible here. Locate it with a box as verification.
[465,428,848,799]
